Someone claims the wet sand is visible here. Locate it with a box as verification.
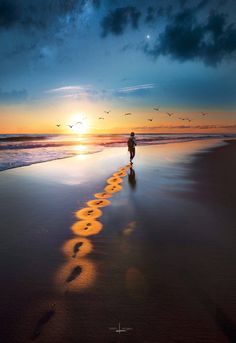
[0,140,236,342]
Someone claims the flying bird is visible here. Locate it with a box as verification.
[167,112,174,117]
[98,117,104,120]
[56,124,61,127]
[68,124,74,129]
[148,118,153,121]
[76,121,82,125]
[104,110,111,114]
[153,107,159,111]
[124,112,132,116]
[201,112,207,116]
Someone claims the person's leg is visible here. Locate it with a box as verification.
[130,149,135,163]
[132,149,135,160]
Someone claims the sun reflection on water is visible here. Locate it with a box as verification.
[74,144,87,153]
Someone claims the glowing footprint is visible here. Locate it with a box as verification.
[113,171,127,177]
[94,192,112,199]
[107,176,123,184]
[63,237,93,258]
[75,207,102,220]
[87,199,110,208]
[105,184,122,193]
[71,220,103,236]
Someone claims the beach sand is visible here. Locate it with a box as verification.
[0,139,236,342]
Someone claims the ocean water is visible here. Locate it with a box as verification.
[0,133,235,172]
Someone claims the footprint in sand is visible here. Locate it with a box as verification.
[94,191,112,199]
[63,237,93,258]
[119,165,130,172]
[71,220,103,236]
[56,165,130,293]
[105,184,122,193]
[107,176,123,184]
[75,207,102,220]
[56,259,96,292]
[73,241,83,258]
[66,265,82,283]
[113,170,127,177]
[87,199,110,207]
[31,304,56,340]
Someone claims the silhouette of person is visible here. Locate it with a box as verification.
[127,132,136,164]
[128,167,136,190]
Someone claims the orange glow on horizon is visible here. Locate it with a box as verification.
[0,100,235,134]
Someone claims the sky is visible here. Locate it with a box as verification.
[0,0,236,134]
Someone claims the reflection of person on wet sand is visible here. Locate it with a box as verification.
[127,132,136,164]
[128,167,136,190]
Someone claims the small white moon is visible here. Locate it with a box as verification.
[146,34,151,39]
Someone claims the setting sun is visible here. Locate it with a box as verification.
[70,113,90,134]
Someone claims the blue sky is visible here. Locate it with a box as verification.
[0,0,236,133]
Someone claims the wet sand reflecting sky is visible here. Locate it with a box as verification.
[1,140,234,342]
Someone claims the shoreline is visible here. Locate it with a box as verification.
[0,136,231,173]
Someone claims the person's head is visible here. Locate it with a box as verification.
[130,132,135,137]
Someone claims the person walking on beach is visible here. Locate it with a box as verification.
[127,132,136,164]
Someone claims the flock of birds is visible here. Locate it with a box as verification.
[56,108,208,129]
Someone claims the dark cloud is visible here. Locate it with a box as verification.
[0,0,102,64]
[91,0,101,9]
[145,6,156,23]
[144,8,236,66]
[145,4,173,23]
[101,6,141,37]
[196,0,210,10]
[0,89,28,103]
[0,1,19,28]
[0,0,99,31]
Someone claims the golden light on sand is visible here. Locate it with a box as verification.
[87,199,110,208]
[113,171,127,177]
[107,176,123,184]
[55,258,96,293]
[75,207,102,220]
[119,167,129,172]
[122,221,136,236]
[62,237,93,259]
[94,191,112,199]
[71,220,103,236]
[125,267,148,299]
[105,184,122,193]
